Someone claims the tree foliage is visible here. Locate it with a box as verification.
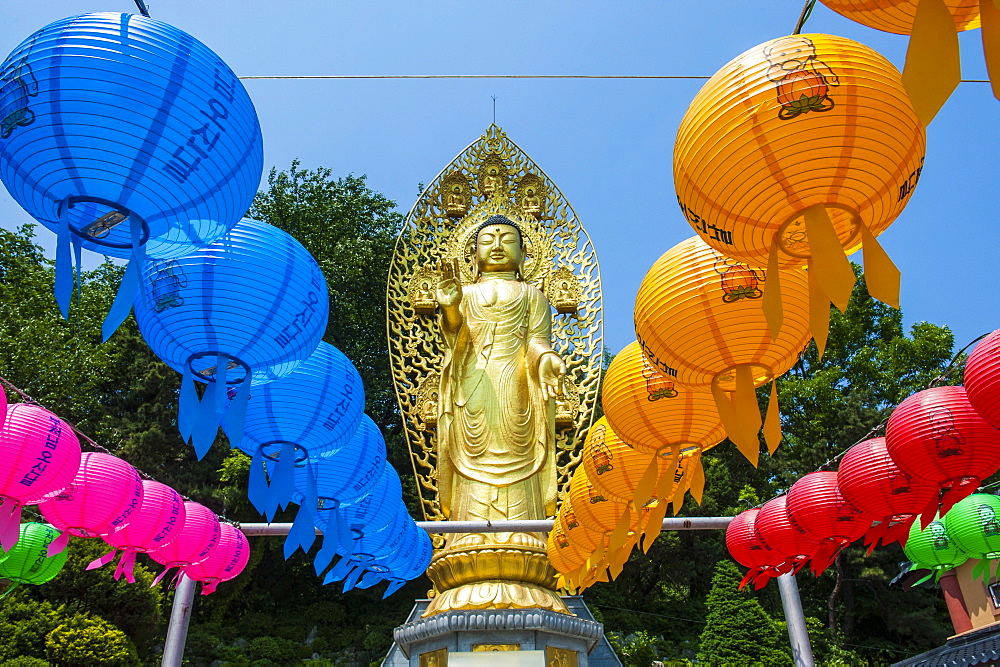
[696,560,790,665]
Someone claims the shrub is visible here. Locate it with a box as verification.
[245,635,302,662]
[0,597,63,661]
[45,613,139,666]
[1,657,51,667]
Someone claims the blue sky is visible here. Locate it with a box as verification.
[2,1,998,357]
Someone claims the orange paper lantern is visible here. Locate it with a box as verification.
[560,474,604,555]
[817,0,994,126]
[583,417,666,507]
[602,341,727,456]
[634,236,811,464]
[820,0,980,33]
[674,33,925,317]
[547,516,587,581]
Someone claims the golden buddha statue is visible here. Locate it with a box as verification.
[436,216,565,544]
[385,125,603,617]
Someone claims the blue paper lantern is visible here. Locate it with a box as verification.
[265,415,385,557]
[309,462,402,566]
[357,519,432,598]
[133,218,328,458]
[319,507,414,590]
[0,13,263,334]
[236,342,364,520]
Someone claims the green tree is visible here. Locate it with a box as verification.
[45,612,139,666]
[696,560,790,665]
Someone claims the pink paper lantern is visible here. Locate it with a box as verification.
[37,452,143,556]
[0,403,81,550]
[0,386,6,424]
[149,501,221,585]
[87,480,186,583]
[185,523,250,595]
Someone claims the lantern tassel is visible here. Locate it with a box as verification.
[810,540,844,577]
[940,479,978,517]
[54,199,73,319]
[117,549,138,584]
[343,564,365,591]
[641,471,674,551]
[313,534,338,576]
[689,455,705,505]
[607,506,632,561]
[807,263,830,359]
[763,380,781,455]
[0,583,20,601]
[859,223,900,309]
[632,458,660,514]
[920,492,941,530]
[903,0,961,126]
[734,365,763,460]
[712,378,759,467]
[46,531,70,558]
[384,578,407,598]
[151,565,176,587]
[221,377,251,448]
[73,238,83,307]
[357,571,382,590]
[178,375,198,443]
[284,464,318,559]
[982,0,1000,101]
[200,580,219,596]
[323,555,356,584]
[248,446,269,517]
[803,204,855,312]
[738,568,756,590]
[671,462,693,515]
[762,242,784,338]
[267,441,297,520]
[191,353,227,460]
[101,219,145,341]
[912,570,935,586]
[87,548,119,571]
[972,558,991,581]
[0,501,22,552]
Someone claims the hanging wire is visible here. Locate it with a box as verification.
[132,0,151,17]
[0,374,237,525]
[926,331,991,389]
[235,74,991,83]
[793,0,818,34]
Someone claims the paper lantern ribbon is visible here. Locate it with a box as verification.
[46,530,70,558]
[86,548,140,584]
[180,352,251,460]
[0,500,23,552]
[284,465,319,559]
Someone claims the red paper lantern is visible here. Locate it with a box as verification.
[786,471,875,575]
[185,523,250,595]
[149,501,221,585]
[726,509,783,589]
[837,437,939,551]
[36,452,143,556]
[886,386,1000,517]
[965,329,1000,429]
[754,495,819,573]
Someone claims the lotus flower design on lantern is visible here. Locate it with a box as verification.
[765,36,839,119]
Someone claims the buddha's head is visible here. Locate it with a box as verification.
[474,215,525,277]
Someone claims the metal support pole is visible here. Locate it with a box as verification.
[161,573,197,667]
[777,572,815,667]
[237,516,733,536]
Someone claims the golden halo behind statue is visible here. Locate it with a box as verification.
[442,197,554,286]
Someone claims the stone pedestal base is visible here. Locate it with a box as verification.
[382,597,622,666]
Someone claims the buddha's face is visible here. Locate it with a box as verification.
[476,223,523,273]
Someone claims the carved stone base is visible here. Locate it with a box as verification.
[383,597,623,666]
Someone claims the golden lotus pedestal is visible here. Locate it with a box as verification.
[423,542,568,617]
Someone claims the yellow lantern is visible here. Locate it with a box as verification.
[818,0,995,124]
[559,476,603,555]
[547,516,587,588]
[634,236,811,464]
[602,341,727,456]
[674,33,925,320]
[583,417,661,508]
[568,465,638,569]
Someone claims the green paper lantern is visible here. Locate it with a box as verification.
[0,523,67,597]
[943,493,1000,580]
[903,517,968,584]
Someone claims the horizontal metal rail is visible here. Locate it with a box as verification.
[237,516,732,536]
